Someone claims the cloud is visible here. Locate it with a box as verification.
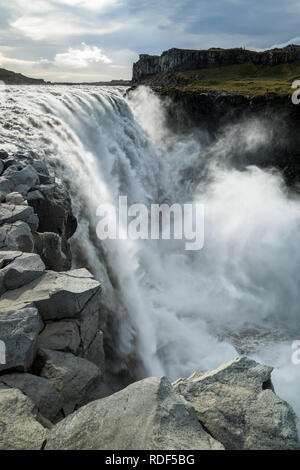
[54,43,112,68]
[11,14,122,40]
[53,0,122,12]
[0,51,37,67]
[2,0,300,81]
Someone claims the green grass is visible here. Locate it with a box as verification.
[158,61,300,96]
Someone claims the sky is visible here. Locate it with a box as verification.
[0,0,299,82]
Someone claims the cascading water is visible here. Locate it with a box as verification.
[0,84,299,429]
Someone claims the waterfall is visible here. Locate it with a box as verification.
[0,84,299,426]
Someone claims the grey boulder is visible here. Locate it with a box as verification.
[36,348,102,416]
[0,150,8,160]
[0,221,35,252]
[0,268,101,321]
[0,387,48,450]
[33,231,71,271]
[0,373,62,423]
[4,164,39,189]
[0,251,45,293]
[6,192,26,204]
[38,320,81,355]
[0,307,40,372]
[173,357,300,450]
[45,376,224,450]
[0,203,38,231]
[0,177,14,196]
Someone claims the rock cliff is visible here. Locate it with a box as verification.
[0,148,107,432]
[133,45,300,81]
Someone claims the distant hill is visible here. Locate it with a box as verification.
[53,79,132,86]
[0,67,46,85]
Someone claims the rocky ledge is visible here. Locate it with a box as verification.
[1,357,299,450]
[0,149,299,450]
[0,148,108,445]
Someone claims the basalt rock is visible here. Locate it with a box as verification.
[38,320,81,355]
[0,387,48,450]
[0,203,39,231]
[0,221,35,253]
[27,183,77,240]
[0,267,101,319]
[0,251,45,294]
[35,348,102,417]
[45,376,224,450]
[173,357,300,450]
[0,306,40,373]
[0,372,62,423]
[133,45,300,81]
[33,231,71,271]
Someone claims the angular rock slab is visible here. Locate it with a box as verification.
[45,376,224,450]
[38,320,81,354]
[37,348,101,416]
[0,221,35,252]
[0,268,101,321]
[0,373,62,423]
[3,164,39,189]
[0,203,38,231]
[34,231,71,271]
[173,357,300,450]
[0,251,45,293]
[6,192,26,204]
[0,387,48,450]
[0,307,40,373]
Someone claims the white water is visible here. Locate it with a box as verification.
[0,84,299,428]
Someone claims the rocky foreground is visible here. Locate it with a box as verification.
[0,149,299,450]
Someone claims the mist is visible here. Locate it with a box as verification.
[0,84,299,431]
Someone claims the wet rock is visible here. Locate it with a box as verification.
[28,183,77,240]
[45,376,224,450]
